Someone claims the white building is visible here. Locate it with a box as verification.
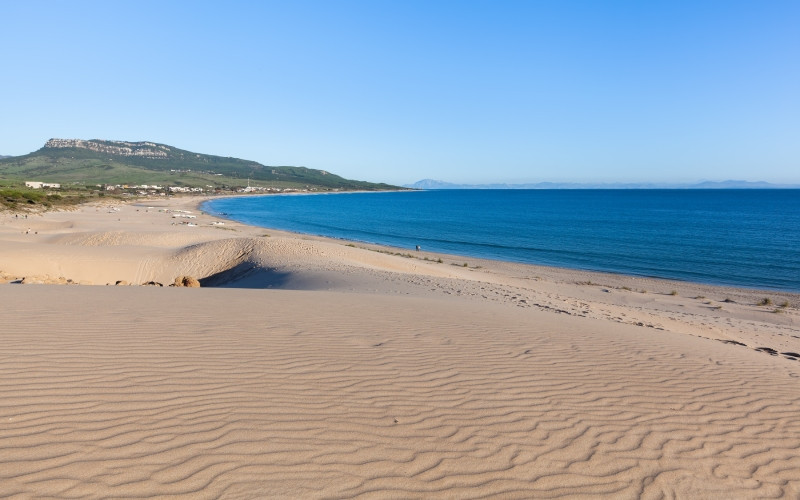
[25,181,61,189]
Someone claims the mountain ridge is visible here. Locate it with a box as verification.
[406,179,800,190]
[0,139,397,191]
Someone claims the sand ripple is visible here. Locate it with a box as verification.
[1,286,799,498]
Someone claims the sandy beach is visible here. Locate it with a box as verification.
[1,196,799,498]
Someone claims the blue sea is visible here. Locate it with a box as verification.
[202,190,800,292]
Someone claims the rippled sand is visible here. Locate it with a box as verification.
[0,198,798,498]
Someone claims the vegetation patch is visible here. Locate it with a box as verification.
[0,186,90,211]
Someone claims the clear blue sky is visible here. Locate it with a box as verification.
[2,0,798,185]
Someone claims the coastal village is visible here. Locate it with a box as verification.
[23,180,317,197]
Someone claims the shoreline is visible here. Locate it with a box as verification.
[196,194,800,299]
[199,191,800,294]
[2,192,796,308]
[188,196,799,350]
[1,195,799,497]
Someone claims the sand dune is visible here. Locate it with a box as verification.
[1,198,799,498]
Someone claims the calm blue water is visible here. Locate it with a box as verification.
[202,190,800,292]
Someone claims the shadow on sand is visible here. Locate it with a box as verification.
[199,262,295,289]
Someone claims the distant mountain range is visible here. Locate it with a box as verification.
[406,179,800,190]
[0,139,397,191]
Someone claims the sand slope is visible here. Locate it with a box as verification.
[1,286,799,498]
[1,198,799,498]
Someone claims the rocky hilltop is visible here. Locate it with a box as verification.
[1,138,399,191]
[45,139,169,159]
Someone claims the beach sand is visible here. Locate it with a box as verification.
[1,197,799,498]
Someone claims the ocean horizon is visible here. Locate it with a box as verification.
[203,189,800,292]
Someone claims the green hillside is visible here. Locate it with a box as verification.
[0,139,397,191]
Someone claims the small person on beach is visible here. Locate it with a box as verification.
[416,245,421,252]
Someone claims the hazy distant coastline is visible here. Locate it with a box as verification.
[406,179,800,190]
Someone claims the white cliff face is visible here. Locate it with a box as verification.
[44,139,169,159]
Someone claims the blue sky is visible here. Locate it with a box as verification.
[1,0,798,185]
